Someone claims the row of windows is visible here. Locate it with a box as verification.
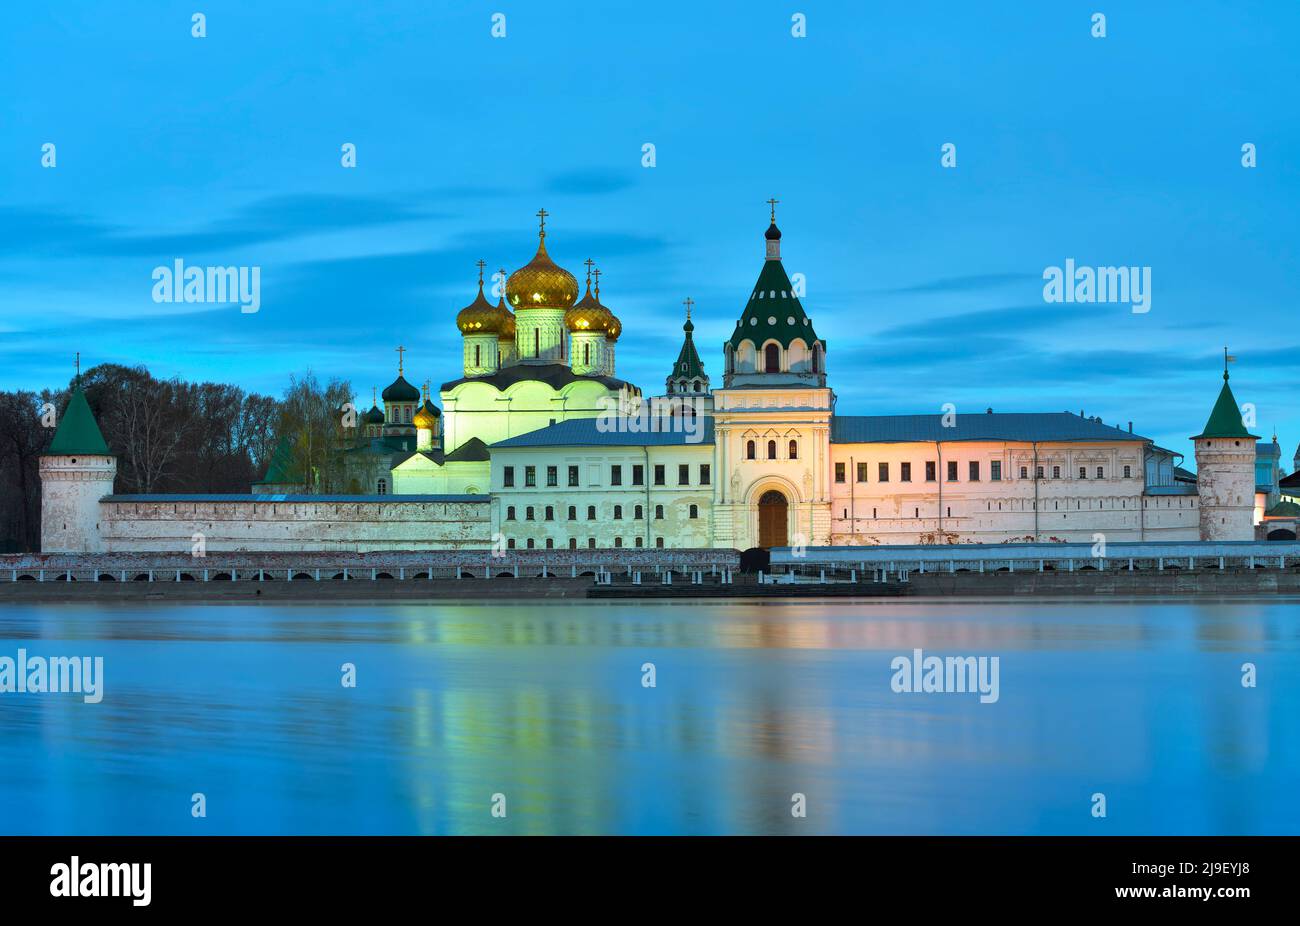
[746,439,799,461]
[832,461,1134,484]
[503,463,711,488]
[840,494,1167,519]
[505,503,701,521]
[505,536,672,549]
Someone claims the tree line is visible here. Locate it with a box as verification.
[0,364,356,552]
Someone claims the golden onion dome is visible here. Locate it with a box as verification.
[413,399,440,429]
[456,282,510,335]
[506,225,578,310]
[564,285,615,334]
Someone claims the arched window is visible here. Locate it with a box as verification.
[545,538,554,549]
[764,343,780,373]
[534,329,540,356]
[689,504,699,519]
[767,439,777,459]
[788,439,798,460]
[526,538,534,549]
[656,537,664,548]
[376,478,387,495]
[655,505,664,519]
[587,505,596,520]
[812,344,821,373]
[746,439,756,460]
[584,343,590,366]
[614,537,623,548]
[691,380,700,392]
[569,538,577,549]
[634,505,643,519]
[474,344,481,367]
[567,505,576,520]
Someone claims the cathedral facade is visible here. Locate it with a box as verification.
[40,208,1259,553]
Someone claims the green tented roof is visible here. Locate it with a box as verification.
[253,434,303,485]
[1192,377,1259,440]
[728,253,821,349]
[669,319,707,382]
[47,388,111,456]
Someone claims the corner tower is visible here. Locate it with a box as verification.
[1193,356,1259,540]
[40,378,116,553]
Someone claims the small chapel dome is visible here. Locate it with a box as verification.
[413,398,440,429]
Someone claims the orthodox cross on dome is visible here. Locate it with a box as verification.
[476,260,486,286]
[584,258,594,287]
[423,379,431,400]
[682,297,694,320]
[395,345,406,375]
[536,208,549,239]
[766,197,779,222]
[372,386,377,406]
[497,267,507,296]
[591,266,602,298]
[74,351,80,384]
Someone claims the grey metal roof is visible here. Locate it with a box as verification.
[101,494,488,504]
[492,416,715,448]
[831,412,1148,444]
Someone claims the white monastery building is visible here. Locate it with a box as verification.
[40,207,1262,553]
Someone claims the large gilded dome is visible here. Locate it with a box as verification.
[565,285,614,334]
[506,234,578,310]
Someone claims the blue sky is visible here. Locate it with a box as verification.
[1,1,1297,460]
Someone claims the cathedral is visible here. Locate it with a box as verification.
[39,207,1269,553]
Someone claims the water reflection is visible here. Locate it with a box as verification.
[0,598,1297,834]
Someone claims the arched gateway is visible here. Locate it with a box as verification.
[757,490,789,548]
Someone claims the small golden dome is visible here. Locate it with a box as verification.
[564,285,614,333]
[413,401,439,429]
[506,220,578,310]
[456,283,510,335]
[413,382,440,429]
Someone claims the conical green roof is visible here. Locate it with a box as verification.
[254,433,303,485]
[728,227,822,349]
[47,388,111,456]
[669,315,706,382]
[1192,375,1259,440]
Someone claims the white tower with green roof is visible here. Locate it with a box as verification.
[1193,357,1259,541]
[712,203,834,550]
[39,378,116,553]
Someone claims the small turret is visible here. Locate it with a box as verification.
[666,297,709,397]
